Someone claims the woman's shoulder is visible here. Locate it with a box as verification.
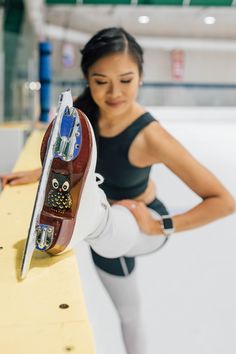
[138,111,157,123]
[131,103,158,125]
[130,112,158,136]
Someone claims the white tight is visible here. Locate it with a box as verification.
[96,266,147,354]
[86,202,167,354]
[86,203,168,354]
[87,204,167,258]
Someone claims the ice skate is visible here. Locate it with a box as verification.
[21,90,109,279]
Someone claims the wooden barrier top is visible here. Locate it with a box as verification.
[0,129,96,354]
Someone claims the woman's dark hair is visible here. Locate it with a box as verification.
[73,27,144,141]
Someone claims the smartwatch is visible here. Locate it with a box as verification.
[160,215,175,236]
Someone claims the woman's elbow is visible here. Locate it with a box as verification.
[223,194,236,216]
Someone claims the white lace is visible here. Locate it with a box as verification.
[95,173,104,185]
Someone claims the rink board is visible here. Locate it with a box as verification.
[0,129,96,354]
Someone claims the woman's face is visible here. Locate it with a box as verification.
[87,52,141,117]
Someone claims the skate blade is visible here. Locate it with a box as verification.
[20,89,73,279]
[20,229,36,279]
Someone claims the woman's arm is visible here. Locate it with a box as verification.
[0,168,42,188]
[122,123,236,235]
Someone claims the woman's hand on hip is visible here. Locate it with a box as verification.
[115,199,162,236]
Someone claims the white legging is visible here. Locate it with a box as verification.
[95,266,146,354]
[86,204,167,354]
[87,204,167,258]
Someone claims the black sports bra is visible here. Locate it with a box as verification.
[96,112,157,200]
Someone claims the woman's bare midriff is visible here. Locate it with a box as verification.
[108,179,156,205]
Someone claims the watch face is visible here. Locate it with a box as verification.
[162,217,173,230]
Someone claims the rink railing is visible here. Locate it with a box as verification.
[0,128,96,354]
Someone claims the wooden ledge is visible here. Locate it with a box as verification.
[0,130,96,354]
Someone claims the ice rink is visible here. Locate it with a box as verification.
[76,107,236,354]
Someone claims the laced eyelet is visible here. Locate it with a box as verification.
[95,173,104,185]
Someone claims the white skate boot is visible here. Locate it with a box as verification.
[39,107,110,255]
[21,93,110,278]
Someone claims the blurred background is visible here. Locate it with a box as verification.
[0,1,236,354]
[1,0,236,123]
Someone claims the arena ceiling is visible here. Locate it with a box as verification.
[43,3,236,40]
[21,0,236,50]
[46,0,236,6]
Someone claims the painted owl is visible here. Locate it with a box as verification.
[47,172,72,212]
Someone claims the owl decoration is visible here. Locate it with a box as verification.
[47,172,72,213]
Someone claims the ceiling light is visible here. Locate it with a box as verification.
[138,16,150,24]
[29,81,41,91]
[204,16,216,25]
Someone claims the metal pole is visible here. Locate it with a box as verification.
[39,41,52,123]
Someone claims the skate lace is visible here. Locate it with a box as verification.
[95,173,104,185]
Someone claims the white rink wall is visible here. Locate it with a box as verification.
[148,106,236,211]
[0,128,29,174]
[76,106,236,354]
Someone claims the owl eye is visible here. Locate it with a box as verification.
[52,178,59,189]
[62,181,70,192]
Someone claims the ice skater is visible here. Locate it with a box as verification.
[1,27,235,354]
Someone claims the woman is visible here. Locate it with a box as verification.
[1,27,235,354]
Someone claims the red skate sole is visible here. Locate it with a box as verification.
[39,109,92,255]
